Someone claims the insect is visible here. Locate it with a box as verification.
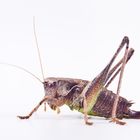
[2,20,140,125]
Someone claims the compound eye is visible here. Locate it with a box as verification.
[48,82,56,88]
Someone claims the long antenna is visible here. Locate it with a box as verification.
[33,17,45,81]
[0,62,43,83]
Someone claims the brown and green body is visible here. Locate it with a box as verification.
[18,36,140,125]
[42,77,140,120]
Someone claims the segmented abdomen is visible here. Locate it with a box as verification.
[91,88,132,119]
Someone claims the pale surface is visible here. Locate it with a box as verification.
[0,0,140,140]
[0,111,140,140]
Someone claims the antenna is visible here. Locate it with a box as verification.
[0,62,43,83]
[33,17,45,81]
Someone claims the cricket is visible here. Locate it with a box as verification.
[2,19,140,125]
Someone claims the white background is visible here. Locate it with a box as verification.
[0,0,140,140]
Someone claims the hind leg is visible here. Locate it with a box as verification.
[110,40,129,125]
[72,36,131,125]
[105,48,134,88]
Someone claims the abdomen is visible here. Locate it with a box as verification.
[90,88,132,119]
